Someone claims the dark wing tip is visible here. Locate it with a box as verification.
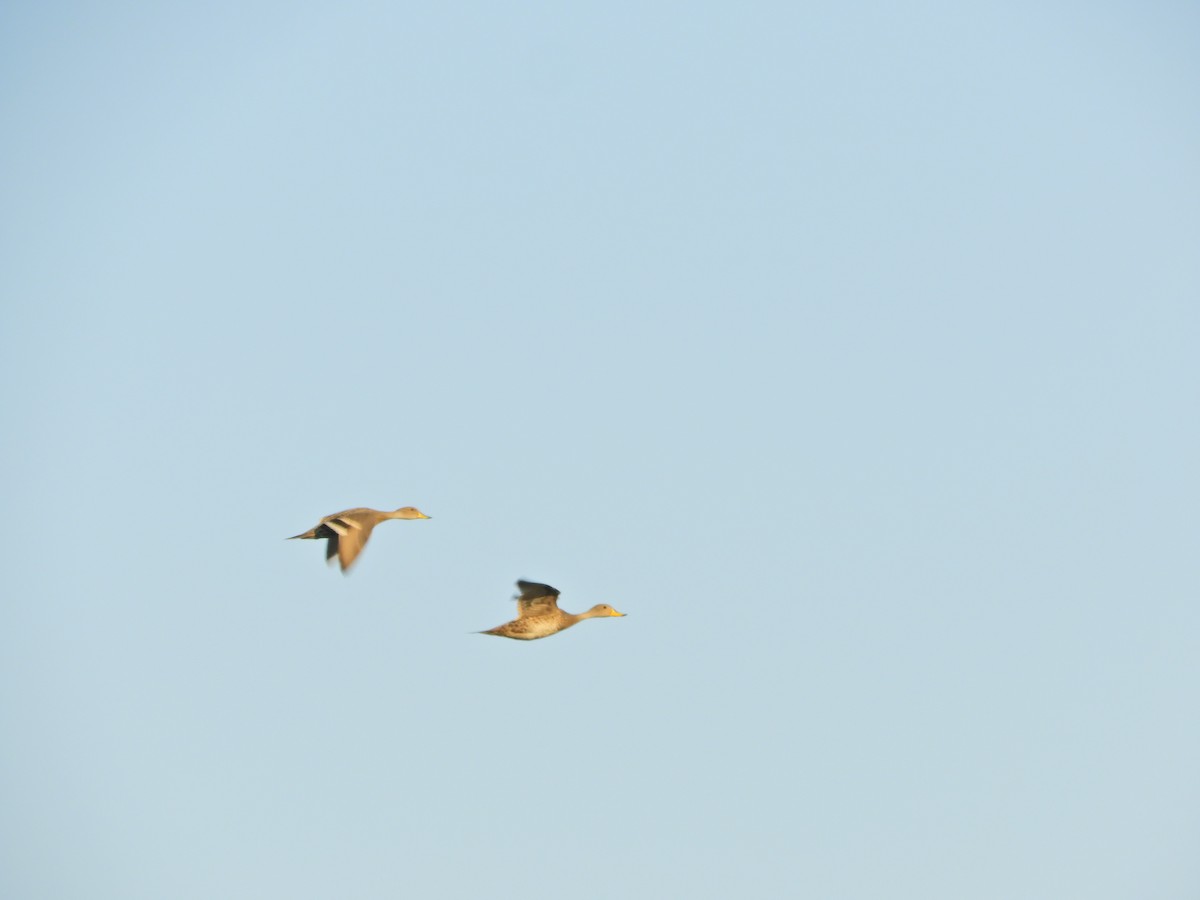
[515,580,560,600]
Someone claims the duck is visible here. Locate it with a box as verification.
[288,506,430,572]
[480,580,626,640]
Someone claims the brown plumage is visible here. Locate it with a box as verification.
[480,580,626,641]
[288,506,430,572]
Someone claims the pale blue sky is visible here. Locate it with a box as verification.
[2,2,1198,898]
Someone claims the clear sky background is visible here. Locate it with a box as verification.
[2,2,1198,898]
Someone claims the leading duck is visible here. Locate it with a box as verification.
[480,580,626,640]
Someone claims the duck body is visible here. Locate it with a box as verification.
[481,610,583,641]
[288,506,430,572]
[480,580,625,641]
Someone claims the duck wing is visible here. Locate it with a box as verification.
[322,513,378,572]
[514,580,561,618]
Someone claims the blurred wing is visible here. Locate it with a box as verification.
[515,580,561,618]
[331,517,374,571]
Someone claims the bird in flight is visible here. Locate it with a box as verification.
[288,506,430,572]
[480,580,626,640]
